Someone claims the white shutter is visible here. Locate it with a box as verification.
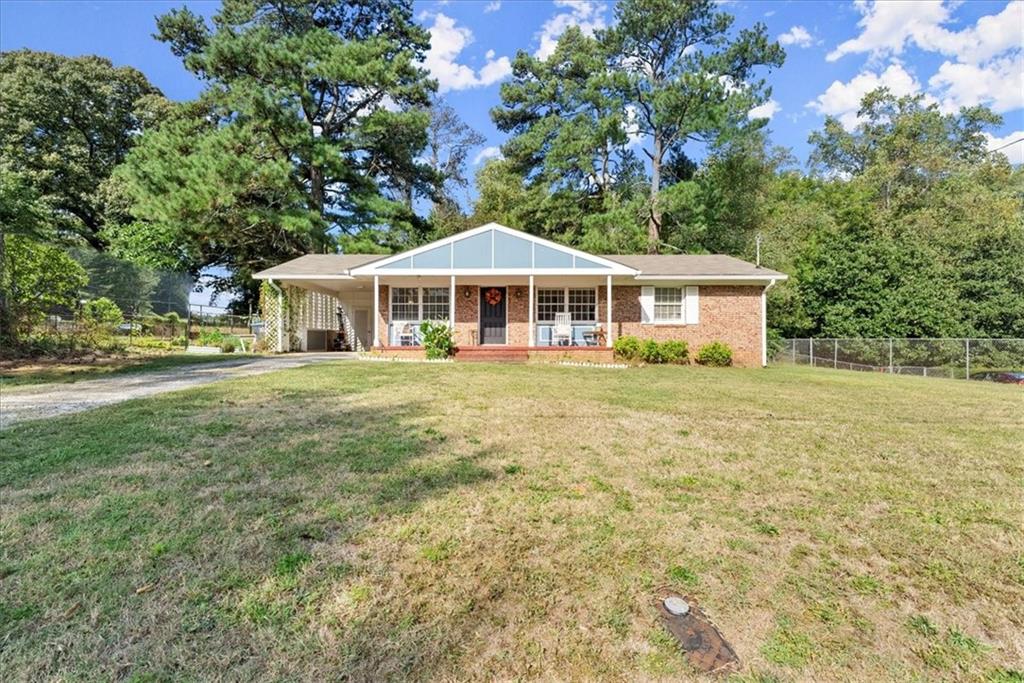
[640,286,655,324]
[685,286,699,324]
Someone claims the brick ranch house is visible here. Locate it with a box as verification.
[253,223,786,366]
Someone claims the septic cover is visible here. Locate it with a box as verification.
[654,589,741,675]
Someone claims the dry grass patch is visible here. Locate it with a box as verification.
[1,363,1022,681]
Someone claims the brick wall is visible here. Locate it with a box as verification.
[506,286,529,346]
[377,282,764,365]
[603,285,764,367]
[453,285,478,345]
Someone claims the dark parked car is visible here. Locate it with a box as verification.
[970,371,1024,385]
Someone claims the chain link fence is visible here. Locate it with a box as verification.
[775,338,1024,380]
[36,301,258,354]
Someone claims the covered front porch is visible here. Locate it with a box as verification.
[372,275,616,350]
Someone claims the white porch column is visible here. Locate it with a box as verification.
[372,275,380,347]
[449,275,456,331]
[606,275,613,347]
[528,275,535,347]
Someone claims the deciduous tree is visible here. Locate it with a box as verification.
[0,50,164,250]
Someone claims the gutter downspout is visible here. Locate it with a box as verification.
[761,279,778,367]
[267,278,285,353]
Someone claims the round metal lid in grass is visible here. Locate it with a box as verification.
[663,596,690,615]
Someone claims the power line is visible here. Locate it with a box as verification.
[990,136,1024,152]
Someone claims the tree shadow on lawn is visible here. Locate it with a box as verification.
[0,379,501,681]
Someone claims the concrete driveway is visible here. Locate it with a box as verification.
[0,353,356,428]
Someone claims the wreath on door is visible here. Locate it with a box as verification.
[484,288,503,306]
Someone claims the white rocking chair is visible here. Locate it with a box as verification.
[398,323,416,346]
[552,312,572,346]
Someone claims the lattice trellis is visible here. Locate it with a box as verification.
[258,283,304,352]
[259,283,284,352]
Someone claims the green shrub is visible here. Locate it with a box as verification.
[612,335,641,360]
[197,329,225,346]
[660,340,688,364]
[696,341,733,366]
[82,297,123,326]
[220,341,236,353]
[419,320,454,359]
[766,327,784,359]
[639,338,664,363]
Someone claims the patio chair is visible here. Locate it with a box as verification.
[398,323,416,346]
[552,312,572,346]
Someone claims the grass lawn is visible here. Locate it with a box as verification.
[1,363,1021,681]
[0,353,255,389]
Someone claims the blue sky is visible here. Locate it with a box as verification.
[2,0,1021,302]
[3,0,1021,172]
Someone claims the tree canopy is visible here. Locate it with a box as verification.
[0,50,165,251]
[3,3,1022,347]
[488,0,784,253]
[107,0,437,302]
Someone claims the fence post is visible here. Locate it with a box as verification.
[888,338,894,374]
[184,306,191,351]
[791,339,796,363]
[833,339,838,369]
[809,338,814,367]
[965,339,970,380]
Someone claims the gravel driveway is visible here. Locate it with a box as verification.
[0,353,356,428]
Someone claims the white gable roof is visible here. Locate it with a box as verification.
[348,223,638,276]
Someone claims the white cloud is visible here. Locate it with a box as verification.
[778,26,813,48]
[828,0,1023,65]
[808,62,923,130]
[985,130,1024,165]
[483,1,501,13]
[534,0,608,60]
[424,13,513,92]
[473,146,502,165]
[815,2,1023,129]
[623,103,645,145]
[479,55,513,86]
[929,53,1024,113]
[748,99,781,120]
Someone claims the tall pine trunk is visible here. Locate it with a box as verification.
[310,164,325,216]
[647,132,663,254]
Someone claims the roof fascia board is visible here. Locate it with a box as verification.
[633,274,788,283]
[252,273,356,280]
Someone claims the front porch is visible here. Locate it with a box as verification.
[372,277,617,351]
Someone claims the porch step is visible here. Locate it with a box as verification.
[455,346,529,363]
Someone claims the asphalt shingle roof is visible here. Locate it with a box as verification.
[254,252,784,278]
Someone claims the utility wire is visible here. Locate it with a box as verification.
[989,136,1024,152]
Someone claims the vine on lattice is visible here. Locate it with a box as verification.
[285,286,302,351]
[258,282,282,352]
